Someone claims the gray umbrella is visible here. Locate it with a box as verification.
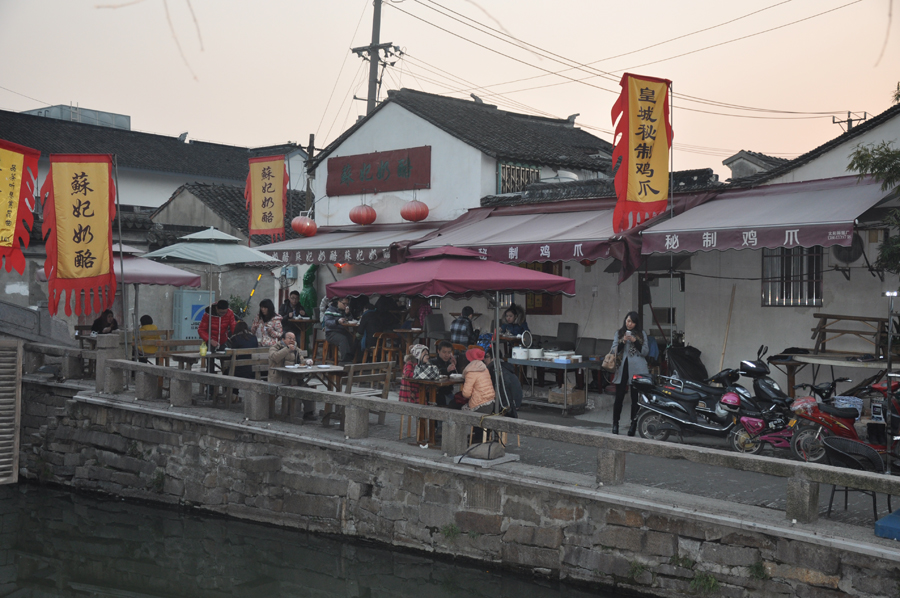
[143,228,281,346]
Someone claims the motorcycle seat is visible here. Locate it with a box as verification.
[659,387,703,402]
[685,381,726,396]
[818,403,860,420]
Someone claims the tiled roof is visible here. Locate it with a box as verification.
[482,169,721,207]
[152,183,306,246]
[722,150,789,170]
[0,109,304,181]
[312,88,613,173]
[730,102,900,188]
[29,210,152,242]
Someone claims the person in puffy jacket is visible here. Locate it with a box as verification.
[250,298,283,347]
[459,346,495,413]
[199,300,235,350]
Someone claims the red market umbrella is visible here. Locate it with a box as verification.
[326,246,575,298]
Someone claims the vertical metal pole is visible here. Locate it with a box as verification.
[366,0,382,115]
[668,83,675,350]
[112,156,129,367]
[887,295,894,474]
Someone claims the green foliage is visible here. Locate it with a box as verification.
[467,530,480,539]
[628,561,646,579]
[670,555,695,569]
[127,440,141,459]
[893,82,900,105]
[749,560,769,580]
[848,141,900,193]
[229,294,249,320]
[690,572,720,595]
[440,523,460,541]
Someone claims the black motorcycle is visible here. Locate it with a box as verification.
[632,368,747,441]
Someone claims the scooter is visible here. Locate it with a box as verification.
[790,378,900,463]
[727,346,798,454]
[632,369,746,441]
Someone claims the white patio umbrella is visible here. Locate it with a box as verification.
[143,228,280,346]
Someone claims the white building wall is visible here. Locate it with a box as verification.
[766,118,900,185]
[33,159,244,209]
[311,104,494,226]
[677,247,894,388]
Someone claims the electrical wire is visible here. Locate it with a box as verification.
[394,0,858,118]
[316,0,370,139]
[323,60,367,144]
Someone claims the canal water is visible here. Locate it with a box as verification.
[0,484,622,597]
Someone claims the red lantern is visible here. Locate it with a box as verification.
[401,200,429,222]
[349,204,377,225]
[291,216,317,237]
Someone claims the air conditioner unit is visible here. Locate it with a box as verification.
[283,265,299,280]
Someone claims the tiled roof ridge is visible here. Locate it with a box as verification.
[390,88,575,127]
[731,101,900,187]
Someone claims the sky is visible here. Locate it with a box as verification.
[0,0,898,181]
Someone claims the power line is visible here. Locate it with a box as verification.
[316,0,371,139]
[398,0,855,117]
[617,0,863,72]
[0,85,51,107]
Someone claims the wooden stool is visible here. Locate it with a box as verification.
[321,341,340,365]
[377,332,403,368]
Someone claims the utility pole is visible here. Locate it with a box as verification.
[832,111,867,132]
[351,0,394,114]
[305,133,315,211]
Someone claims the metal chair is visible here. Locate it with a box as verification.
[424,314,450,350]
[822,436,892,521]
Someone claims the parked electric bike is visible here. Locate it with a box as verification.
[790,377,900,463]
[726,346,798,454]
[632,368,746,441]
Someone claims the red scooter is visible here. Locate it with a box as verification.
[790,378,900,463]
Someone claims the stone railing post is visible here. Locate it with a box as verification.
[170,378,192,407]
[597,447,626,486]
[244,386,270,421]
[61,353,84,379]
[442,418,469,456]
[95,331,126,392]
[135,370,162,401]
[786,476,819,523]
[344,405,369,439]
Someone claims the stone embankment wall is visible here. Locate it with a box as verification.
[19,381,900,598]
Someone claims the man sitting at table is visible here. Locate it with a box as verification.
[432,340,459,406]
[323,297,356,364]
[268,332,316,420]
[199,299,236,352]
[280,290,307,339]
[450,306,479,346]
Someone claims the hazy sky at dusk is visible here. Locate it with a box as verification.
[1,0,897,180]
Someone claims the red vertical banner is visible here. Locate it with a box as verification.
[244,155,287,242]
[611,73,673,233]
[40,154,116,316]
[0,139,40,274]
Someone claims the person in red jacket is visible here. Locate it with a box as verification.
[199,299,236,351]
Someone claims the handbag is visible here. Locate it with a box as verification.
[602,352,618,373]
[462,440,505,460]
[413,363,441,380]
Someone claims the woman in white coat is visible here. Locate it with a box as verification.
[610,311,649,436]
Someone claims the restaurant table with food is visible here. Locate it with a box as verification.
[272,364,346,420]
[509,353,602,415]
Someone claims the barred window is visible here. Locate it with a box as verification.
[761,247,823,307]
[500,162,541,194]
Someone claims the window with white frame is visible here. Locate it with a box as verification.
[761,246,823,307]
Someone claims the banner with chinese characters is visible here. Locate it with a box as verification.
[244,155,287,241]
[40,154,116,316]
[326,146,431,197]
[0,139,40,275]
[610,73,672,233]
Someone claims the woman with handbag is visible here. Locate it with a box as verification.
[609,311,650,436]
[400,344,433,403]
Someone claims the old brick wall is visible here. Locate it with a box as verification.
[18,382,900,598]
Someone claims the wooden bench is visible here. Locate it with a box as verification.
[131,329,173,359]
[330,361,394,428]
[218,348,271,406]
[152,339,204,367]
[810,313,889,356]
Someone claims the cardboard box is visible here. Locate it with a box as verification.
[548,385,585,405]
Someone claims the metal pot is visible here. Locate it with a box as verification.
[528,348,544,360]
[511,347,528,360]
